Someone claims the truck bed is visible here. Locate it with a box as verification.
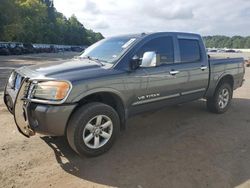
[205,57,245,97]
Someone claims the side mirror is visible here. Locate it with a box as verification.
[130,55,141,70]
[141,51,159,67]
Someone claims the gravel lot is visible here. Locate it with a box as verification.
[0,53,250,188]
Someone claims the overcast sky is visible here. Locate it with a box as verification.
[54,0,250,37]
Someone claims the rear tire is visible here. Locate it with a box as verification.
[207,83,233,114]
[67,102,120,157]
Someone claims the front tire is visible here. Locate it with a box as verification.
[67,102,120,157]
[207,83,233,114]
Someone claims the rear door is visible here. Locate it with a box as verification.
[176,36,209,99]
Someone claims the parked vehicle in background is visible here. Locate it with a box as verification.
[217,49,226,53]
[7,42,23,55]
[4,32,245,157]
[54,44,71,52]
[0,43,10,55]
[207,48,242,54]
[225,49,236,53]
[33,44,49,53]
[33,44,57,53]
[0,42,88,55]
[22,43,35,54]
[208,49,217,53]
[71,46,85,52]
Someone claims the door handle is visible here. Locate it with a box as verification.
[170,70,180,75]
[200,66,208,71]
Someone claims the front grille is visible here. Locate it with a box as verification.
[11,72,30,98]
[23,81,31,98]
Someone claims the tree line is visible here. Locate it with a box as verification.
[0,0,103,45]
[203,36,250,49]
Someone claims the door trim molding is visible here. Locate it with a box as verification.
[181,88,206,95]
[132,88,206,106]
[132,93,180,106]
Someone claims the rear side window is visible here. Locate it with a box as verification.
[138,36,174,64]
[178,39,201,63]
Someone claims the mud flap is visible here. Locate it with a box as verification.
[13,79,35,137]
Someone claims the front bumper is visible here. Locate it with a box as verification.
[27,102,76,136]
[4,76,76,137]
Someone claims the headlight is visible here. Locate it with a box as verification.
[8,72,16,88]
[30,81,71,102]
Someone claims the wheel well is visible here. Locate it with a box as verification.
[217,75,234,89]
[70,92,126,131]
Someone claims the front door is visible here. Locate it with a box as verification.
[129,35,187,113]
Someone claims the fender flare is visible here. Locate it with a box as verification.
[206,72,234,97]
[72,87,127,105]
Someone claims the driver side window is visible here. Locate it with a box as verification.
[137,36,174,65]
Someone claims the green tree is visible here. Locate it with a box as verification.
[244,37,250,48]
[231,36,245,48]
[0,0,20,41]
[0,0,104,45]
[203,35,250,49]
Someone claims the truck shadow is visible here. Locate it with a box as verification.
[41,98,250,188]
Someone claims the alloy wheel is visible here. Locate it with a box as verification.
[82,115,113,149]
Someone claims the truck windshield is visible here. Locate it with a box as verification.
[80,37,137,64]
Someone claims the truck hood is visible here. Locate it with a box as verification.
[17,58,114,80]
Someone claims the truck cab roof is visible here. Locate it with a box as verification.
[109,32,201,39]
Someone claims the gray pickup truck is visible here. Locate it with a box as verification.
[4,32,245,157]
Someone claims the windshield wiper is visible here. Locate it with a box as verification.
[77,56,109,66]
[87,56,106,66]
